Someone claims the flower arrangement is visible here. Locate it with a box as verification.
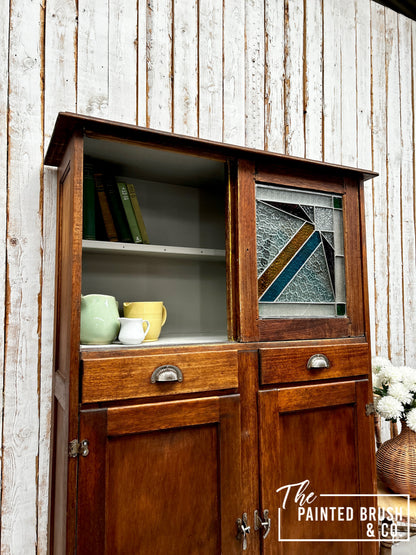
[372,356,416,432]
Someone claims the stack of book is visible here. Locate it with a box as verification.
[82,158,149,244]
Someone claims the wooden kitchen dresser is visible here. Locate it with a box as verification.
[45,113,378,554]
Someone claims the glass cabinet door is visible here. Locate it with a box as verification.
[256,185,346,319]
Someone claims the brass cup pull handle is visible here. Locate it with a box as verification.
[307,354,330,370]
[151,365,183,383]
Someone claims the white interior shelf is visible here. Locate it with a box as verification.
[82,240,226,261]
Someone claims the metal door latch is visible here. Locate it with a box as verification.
[236,512,250,550]
[68,439,89,458]
[254,509,271,539]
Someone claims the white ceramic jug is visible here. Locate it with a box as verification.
[118,317,150,345]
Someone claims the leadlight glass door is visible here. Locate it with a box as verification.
[256,185,346,319]
[234,160,369,342]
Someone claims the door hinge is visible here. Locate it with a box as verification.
[365,403,376,416]
[69,439,89,458]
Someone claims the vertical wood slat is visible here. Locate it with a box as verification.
[2,0,43,551]
[371,2,389,359]
[108,0,137,124]
[146,0,172,131]
[398,15,416,366]
[284,0,304,157]
[173,0,198,136]
[137,0,147,127]
[385,8,405,365]
[77,0,110,117]
[356,0,375,354]
[223,0,245,145]
[340,0,357,167]
[198,0,223,141]
[0,0,8,542]
[41,2,78,552]
[323,0,341,164]
[304,0,323,161]
[264,0,285,154]
[245,0,264,149]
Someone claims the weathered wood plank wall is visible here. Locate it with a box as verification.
[0,0,415,552]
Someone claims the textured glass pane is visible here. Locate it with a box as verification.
[277,243,335,302]
[256,184,346,318]
[256,201,303,276]
[314,207,333,231]
[257,185,332,207]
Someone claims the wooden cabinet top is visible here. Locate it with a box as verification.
[45,112,377,182]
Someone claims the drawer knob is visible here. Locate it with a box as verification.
[151,365,183,383]
[307,354,330,370]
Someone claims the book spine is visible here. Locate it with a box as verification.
[126,183,149,244]
[116,182,143,243]
[83,159,96,240]
[94,173,118,242]
[105,176,133,243]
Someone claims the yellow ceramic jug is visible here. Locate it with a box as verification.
[123,301,167,341]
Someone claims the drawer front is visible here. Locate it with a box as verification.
[82,349,238,403]
[259,342,370,385]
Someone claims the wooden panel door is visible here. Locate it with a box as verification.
[258,380,377,554]
[77,395,243,554]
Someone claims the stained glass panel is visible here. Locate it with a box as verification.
[256,184,346,318]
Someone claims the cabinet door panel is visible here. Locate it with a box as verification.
[77,395,242,555]
[258,381,376,554]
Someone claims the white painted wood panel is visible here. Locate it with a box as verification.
[264,0,285,154]
[223,0,245,145]
[323,0,342,164]
[77,0,110,117]
[138,0,147,126]
[340,1,358,166]
[0,0,9,531]
[108,0,137,124]
[398,15,416,366]
[245,0,264,149]
[371,2,389,360]
[1,1,43,551]
[385,8,405,365]
[304,0,323,161]
[146,0,173,131]
[173,0,198,136]
[284,0,304,157]
[199,0,223,141]
[356,0,375,352]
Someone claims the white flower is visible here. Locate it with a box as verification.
[400,367,416,392]
[372,372,385,390]
[376,395,404,420]
[377,366,402,387]
[372,357,392,373]
[388,382,413,405]
[406,408,416,433]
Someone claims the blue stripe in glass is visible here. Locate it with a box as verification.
[260,231,321,302]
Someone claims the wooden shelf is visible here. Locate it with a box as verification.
[80,333,231,351]
[82,240,226,261]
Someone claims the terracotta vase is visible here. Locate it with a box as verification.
[376,419,416,498]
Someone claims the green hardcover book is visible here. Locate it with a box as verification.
[116,182,143,244]
[104,174,132,243]
[94,173,118,242]
[82,158,96,240]
[126,183,149,244]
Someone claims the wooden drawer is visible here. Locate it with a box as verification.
[259,342,370,385]
[81,348,238,403]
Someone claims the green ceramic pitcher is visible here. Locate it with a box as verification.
[80,294,120,344]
